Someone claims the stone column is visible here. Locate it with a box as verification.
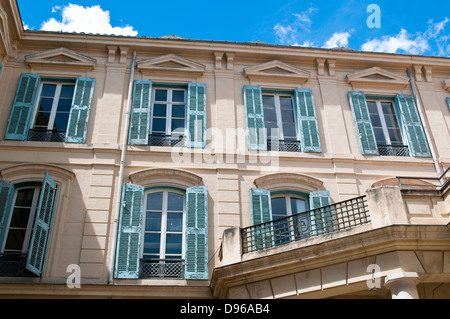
[384,272,420,299]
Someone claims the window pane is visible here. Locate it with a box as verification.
[143,233,160,255]
[171,119,185,133]
[373,127,387,144]
[279,96,293,110]
[281,109,295,123]
[57,98,72,113]
[167,193,184,211]
[59,85,75,99]
[290,198,307,215]
[35,112,51,127]
[389,128,403,144]
[145,212,162,232]
[262,95,275,109]
[9,208,31,228]
[172,105,186,118]
[15,189,35,207]
[53,113,70,131]
[155,90,168,102]
[165,234,182,255]
[152,118,166,133]
[38,98,54,113]
[167,213,183,232]
[146,192,163,211]
[367,101,378,113]
[283,123,297,139]
[41,84,57,97]
[271,197,287,219]
[5,229,27,251]
[172,90,185,103]
[153,104,167,117]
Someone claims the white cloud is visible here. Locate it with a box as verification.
[361,18,449,56]
[273,8,318,45]
[322,32,351,49]
[41,4,138,36]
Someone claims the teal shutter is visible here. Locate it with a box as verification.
[26,172,58,276]
[185,186,208,280]
[395,94,431,158]
[447,98,450,111]
[65,77,95,143]
[348,92,379,155]
[250,188,273,251]
[0,181,15,249]
[129,80,152,145]
[294,88,321,153]
[0,60,3,76]
[244,86,267,151]
[186,83,207,148]
[309,191,334,236]
[5,74,41,141]
[115,183,144,279]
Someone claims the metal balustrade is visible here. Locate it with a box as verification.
[267,139,302,153]
[378,144,409,157]
[140,259,185,279]
[241,196,370,254]
[0,253,35,277]
[28,129,66,142]
[148,134,185,147]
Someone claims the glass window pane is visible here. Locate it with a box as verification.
[53,113,70,131]
[369,112,382,128]
[167,193,184,211]
[262,95,275,109]
[283,123,297,138]
[145,212,162,232]
[15,189,35,207]
[56,98,72,112]
[155,90,168,102]
[152,118,166,133]
[5,229,27,251]
[281,109,295,123]
[290,198,307,215]
[146,192,163,211]
[367,101,378,113]
[9,208,32,228]
[172,105,186,118]
[172,90,185,103]
[41,84,57,97]
[153,104,167,117]
[143,233,160,255]
[35,112,51,127]
[167,213,183,232]
[374,128,387,144]
[171,119,185,133]
[38,98,54,113]
[389,128,403,144]
[271,197,287,219]
[59,85,75,98]
[165,234,182,255]
[280,96,293,109]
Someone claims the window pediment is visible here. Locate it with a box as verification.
[129,168,203,189]
[25,47,97,71]
[136,54,206,77]
[244,60,310,84]
[347,67,409,90]
[254,173,324,193]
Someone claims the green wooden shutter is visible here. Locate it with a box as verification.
[250,188,273,251]
[185,186,208,280]
[115,183,144,279]
[244,86,267,151]
[26,172,58,276]
[5,74,41,141]
[186,83,207,148]
[294,88,321,153]
[129,80,152,145]
[65,77,95,143]
[447,98,450,111]
[309,191,333,236]
[395,94,431,158]
[0,60,3,76]
[0,181,15,249]
[348,92,379,155]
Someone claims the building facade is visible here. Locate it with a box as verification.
[0,0,449,299]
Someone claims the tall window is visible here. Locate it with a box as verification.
[30,83,75,142]
[150,88,187,146]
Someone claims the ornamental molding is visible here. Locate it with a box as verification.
[347,66,409,90]
[25,47,96,70]
[244,60,310,84]
[253,172,324,193]
[136,53,206,77]
[129,168,203,189]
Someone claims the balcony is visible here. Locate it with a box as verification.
[0,254,36,277]
[148,134,185,147]
[27,129,66,142]
[378,144,409,157]
[139,259,185,279]
[267,139,301,153]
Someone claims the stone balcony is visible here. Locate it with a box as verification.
[211,174,450,299]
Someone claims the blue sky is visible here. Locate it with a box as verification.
[17,0,450,56]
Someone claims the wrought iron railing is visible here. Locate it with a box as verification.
[0,253,35,277]
[28,129,66,142]
[378,144,409,157]
[242,196,370,254]
[149,134,185,147]
[267,139,301,153]
[140,259,185,279]
[397,166,450,192]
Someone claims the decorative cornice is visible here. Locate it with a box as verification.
[129,168,203,189]
[347,66,409,90]
[25,47,96,70]
[136,53,206,77]
[244,60,310,84]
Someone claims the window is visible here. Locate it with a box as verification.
[149,88,187,147]
[243,86,321,153]
[128,81,206,148]
[367,100,409,157]
[5,74,95,143]
[141,189,185,278]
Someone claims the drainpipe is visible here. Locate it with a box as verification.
[406,68,442,179]
[108,51,136,284]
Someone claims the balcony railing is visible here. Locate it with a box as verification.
[397,166,450,192]
[139,259,185,279]
[149,134,185,147]
[0,253,35,277]
[267,139,301,153]
[28,129,66,142]
[378,144,409,157]
[241,196,370,254]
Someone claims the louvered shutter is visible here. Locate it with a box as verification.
[0,181,15,249]
[395,94,431,158]
[250,188,273,251]
[65,77,95,143]
[348,92,379,155]
[5,74,41,141]
[185,186,208,280]
[129,80,152,145]
[0,60,3,76]
[294,88,321,153]
[244,86,267,151]
[115,183,144,279]
[309,191,333,236]
[26,172,58,276]
[186,83,207,148]
[447,98,450,111]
